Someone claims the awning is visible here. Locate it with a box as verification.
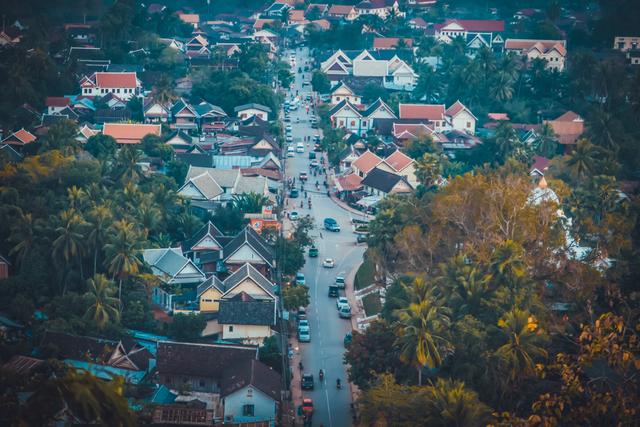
[356,195,382,208]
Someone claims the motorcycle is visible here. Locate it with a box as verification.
[336,379,341,389]
[319,369,324,381]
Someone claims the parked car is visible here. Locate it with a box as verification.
[284,116,290,122]
[285,124,292,132]
[324,218,340,232]
[323,258,335,268]
[301,374,314,390]
[298,319,310,333]
[336,297,349,311]
[308,246,319,257]
[335,276,345,289]
[310,160,319,168]
[289,211,299,220]
[290,188,299,198]
[356,234,368,244]
[328,284,339,297]
[298,329,310,342]
[295,272,305,286]
[299,171,308,181]
[308,152,316,160]
[339,305,352,318]
[296,142,304,153]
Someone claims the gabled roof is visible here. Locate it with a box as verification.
[197,275,225,297]
[183,221,225,253]
[220,359,281,401]
[180,172,224,200]
[171,98,198,117]
[392,123,432,138]
[336,173,363,191]
[530,155,551,176]
[545,111,584,145]
[46,97,71,107]
[187,166,240,189]
[330,81,356,96]
[399,103,445,121]
[94,72,138,88]
[445,100,477,120]
[0,144,23,162]
[143,247,205,281]
[329,4,354,15]
[223,263,275,298]
[157,341,257,379]
[2,128,36,145]
[504,38,566,56]
[234,103,272,113]
[195,101,227,117]
[329,100,362,118]
[362,167,413,193]
[362,98,396,118]
[223,226,275,268]
[352,150,383,174]
[373,37,413,50]
[437,19,505,33]
[383,149,414,172]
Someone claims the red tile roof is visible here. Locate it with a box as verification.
[95,72,138,88]
[2,128,37,145]
[289,10,306,22]
[488,113,509,121]
[399,103,445,121]
[329,5,354,15]
[530,155,550,175]
[384,150,414,172]
[336,173,363,191]
[373,37,414,49]
[312,19,331,30]
[438,19,505,32]
[352,150,382,174]
[46,97,71,107]
[178,13,200,24]
[545,111,584,145]
[103,123,161,144]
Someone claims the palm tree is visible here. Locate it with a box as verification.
[87,205,112,275]
[9,210,36,270]
[423,378,493,427]
[103,220,143,302]
[52,209,87,293]
[493,121,517,161]
[135,197,162,237]
[565,138,599,182]
[177,213,203,240]
[394,284,451,385]
[534,123,558,158]
[116,146,142,184]
[84,274,120,329]
[67,186,88,210]
[233,192,271,214]
[415,153,442,188]
[438,256,492,319]
[495,308,548,386]
[487,240,526,290]
[152,74,177,112]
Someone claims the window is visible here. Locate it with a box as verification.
[336,97,340,101]
[350,120,356,126]
[362,120,367,127]
[243,405,255,416]
[199,380,205,387]
[466,122,471,128]
[229,325,234,332]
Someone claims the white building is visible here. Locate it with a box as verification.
[79,72,142,100]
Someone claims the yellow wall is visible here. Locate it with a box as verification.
[199,287,222,312]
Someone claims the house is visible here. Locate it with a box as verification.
[76,124,99,144]
[177,13,200,28]
[221,358,281,424]
[399,103,447,131]
[445,100,477,134]
[165,130,196,149]
[544,111,584,152]
[156,341,257,393]
[170,98,199,131]
[1,129,36,147]
[329,99,395,136]
[40,331,154,384]
[613,36,640,52]
[79,72,141,100]
[335,172,364,196]
[352,149,383,177]
[102,123,161,144]
[222,226,275,277]
[0,254,9,279]
[354,0,401,19]
[337,143,362,172]
[196,102,227,132]
[306,3,329,16]
[321,49,417,88]
[373,37,413,50]
[408,17,428,29]
[245,206,281,235]
[362,167,414,196]
[434,19,505,50]
[235,104,272,121]
[264,2,293,17]
[217,263,277,344]
[143,98,170,123]
[0,145,23,163]
[392,123,433,143]
[406,0,437,9]
[504,39,567,71]
[330,82,362,105]
[253,19,278,31]
[377,149,418,187]
[328,4,357,20]
[182,221,228,264]
[45,97,71,114]
[178,170,225,202]
[530,155,551,177]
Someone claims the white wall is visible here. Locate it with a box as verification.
[224,386,276,425]
[450,110,476,135]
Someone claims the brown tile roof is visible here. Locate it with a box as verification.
[241,168,282,181]
[220,359,281,401]
[46,97,70,107]
[393,123,432,138]
[312,19,331,30]
[178,13,200,24]
[289,10,306,22]
[545,111,584,145]
[488,113,509,121]
[530,155,550,175]
[373,37,413,49]
[2,128,37,145]
[95,72,138,88]
[253,19,277,30]
[436,19,505,33]
[352,150,382,174]
[157,341,257,378]
[103,123,161,144]
[399,103,445,121]
[504,38,566,56]
[336,173,363,191]
[384,149,414,172]
[329,4,354,15]
[2,355,44,375]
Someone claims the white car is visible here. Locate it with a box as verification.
[285,125,292,132]
[323,258,335,268]
[289,211,299,220]
[286,135,293,142]
[336,297,349,311]
[296,142,304,153]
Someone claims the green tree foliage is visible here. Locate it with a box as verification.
[85,134,118,160]
[282,285,310,311]
[233,192,271,214]
[84,274,121,330]
[311,70,331,93]
[168,313,206,341]
[259,336,283,373]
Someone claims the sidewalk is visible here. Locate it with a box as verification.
[344,261,364,406]
[285,332,304,427]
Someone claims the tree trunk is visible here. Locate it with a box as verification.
[418,366,422,386]
[118,278,123,307]
[93,248,98,276]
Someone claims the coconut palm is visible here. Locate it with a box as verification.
[565,138,600,182]
[438,256,493,319]
[493,121,518,161]
[233,192,271,214]
[52,209,87,293]
[152,73,177,111]
[116,146,142,184]
[487,240,526,290]
[135,197,162,237]
[9,210,37,270]
[87,205,112,275]
[67,186,88,210]
[103,220,143,302]
[423,378,493,427]
[394,284,451,385]
[84,274,120,329]
[495,308,548,386]
[534,123,558,158]
[415,153,442,188]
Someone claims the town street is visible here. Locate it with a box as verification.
[283,47,366,427]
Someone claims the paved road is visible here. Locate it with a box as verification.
[283,47,366,427]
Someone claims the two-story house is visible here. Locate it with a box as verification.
[330,82,362,105]
[504,39,567,71]
[79,72,142,100]
[235,103,272,121]
[222,226,275,277]
[376,149,418,187]
[434,19,505,51]
[329,98,396,136]
[328,4,357,20]
[399,101,476,134]
[354,0,401,19]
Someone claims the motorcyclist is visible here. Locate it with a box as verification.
[319,369,324,380]
[336,378,341,389]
